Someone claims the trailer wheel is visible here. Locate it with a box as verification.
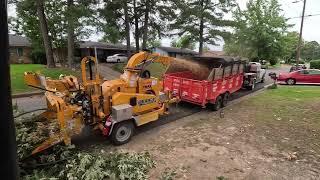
[110,121,134,145]
[222,93,229,107]
[212,96,222,111]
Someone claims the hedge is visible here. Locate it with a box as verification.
[310,60,320,69]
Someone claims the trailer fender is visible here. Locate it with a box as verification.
[108,118,137,136]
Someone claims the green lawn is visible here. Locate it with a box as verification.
[112,63,167,79]
[241,86,320,128]
[11,64,79,94]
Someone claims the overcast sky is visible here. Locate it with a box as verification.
[8,0,320,51]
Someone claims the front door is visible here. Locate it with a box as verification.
[296,70,310,83]
[307,70,320,83]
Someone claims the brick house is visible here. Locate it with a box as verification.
[9,34,32,64]
[53,41,135,64]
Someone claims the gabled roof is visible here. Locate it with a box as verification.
[9,34,31,47]
[157,46,198,55]
[79,41,135,51]
[202,50,225,57]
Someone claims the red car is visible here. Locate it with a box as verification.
[278,69,320,85]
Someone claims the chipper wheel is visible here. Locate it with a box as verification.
[110,121,135,145]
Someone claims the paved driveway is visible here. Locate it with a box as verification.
[98,63,121,80]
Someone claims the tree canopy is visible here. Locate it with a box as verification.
[9,0,320,67]
[170,0,236,54]
[171,35,196,50]
[224,0,290,61]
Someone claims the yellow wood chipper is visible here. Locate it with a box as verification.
[24,51,178,155]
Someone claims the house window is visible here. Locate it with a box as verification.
[17,48,23,57]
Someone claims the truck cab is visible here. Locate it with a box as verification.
[243,62,266,90]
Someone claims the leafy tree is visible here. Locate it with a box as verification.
[67,0,75,68]
[224,0,290,62]
[36,0,55,68]
[11,0,94,66]
[147,39,161,48]
[171,35,196,50]
[170,0,236,54]
[281,31,300,62]
[98,0,171,52]
[301,41,320,61]
[98,0,126,44]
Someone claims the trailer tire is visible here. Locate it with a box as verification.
[222,93,229,107]
[110,121,135,145]
[212,96,222,111]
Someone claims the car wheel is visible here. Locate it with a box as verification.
[222,93,229,107]
[286,78,296,85]
[110,121,134,145]
[117,59,120,63]
[212,96,222,111]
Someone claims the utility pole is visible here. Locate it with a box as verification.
[0,0,18,179]
[296,0,307,66]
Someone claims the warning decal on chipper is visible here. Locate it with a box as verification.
[137,98,156,106]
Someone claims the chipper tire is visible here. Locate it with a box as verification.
[110,121,135,145]
[212,96,222,111]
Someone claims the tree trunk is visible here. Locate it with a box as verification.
[142,0,150,50]
[199,17,204,55]
[124,1,131,57]
[198,0,205,55]
[134,0,140,52]
[36,0,55,68]
[67,0,75,68]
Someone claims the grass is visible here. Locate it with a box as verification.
[111,63,167,79]
[11,64,79,94]
[244,86,320,121]
[238,86,320,152]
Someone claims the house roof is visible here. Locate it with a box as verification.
[157,46,198,55]
[202,50,225,57]
[79,41,135,51]
[9,34,31,47]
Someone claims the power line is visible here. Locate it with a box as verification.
[287,13,320,19]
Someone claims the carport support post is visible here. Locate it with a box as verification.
[0,0,18,179]
[94,46,98,62]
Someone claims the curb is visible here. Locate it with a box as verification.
[12,91,44,99]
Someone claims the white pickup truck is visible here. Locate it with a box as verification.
[243,62,266,90]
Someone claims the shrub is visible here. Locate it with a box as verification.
[310,60,320,69]
[269,59,278,66]
[30,49,46,64]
